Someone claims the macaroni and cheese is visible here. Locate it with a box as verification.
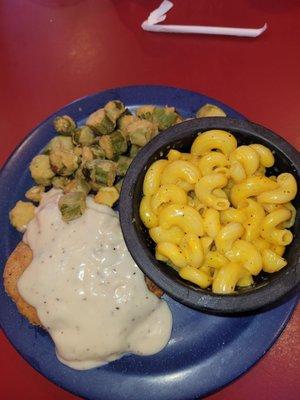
[140,130,298,294]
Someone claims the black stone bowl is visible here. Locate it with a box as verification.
[119,118,300,314]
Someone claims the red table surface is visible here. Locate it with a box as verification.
[1,1,299,399]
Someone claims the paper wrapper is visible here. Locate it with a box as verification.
[142,0,267,38]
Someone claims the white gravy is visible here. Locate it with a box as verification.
[18,189,172,370]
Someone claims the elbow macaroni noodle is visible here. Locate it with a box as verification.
[191,130,237,156]
[241,199,265,242]
[225,239,263,275]
[151,184,187,213]
[160,160,200,186]
[230,176,278,207]
[140,129,298,294]
[256,173,297,204]
[229,145,260,176]
[215,222,244,254]
[203,208,221,238]
[180,233,204,268]
[249,144,275,167]
[143,159,168,196]
[261,208,293,246]
[195,173,230,210]
[230,160,247,183]
[158,204,204,236]
[198,152,229,176]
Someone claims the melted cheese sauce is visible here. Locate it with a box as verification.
[18,190,172,370]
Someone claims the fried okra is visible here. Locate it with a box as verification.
[54,115,76,136]
[25,186,45,203]
[86,108,115,135]
[196,104,226,118]
[94,186,119,207]
[58,191,87,222]
[29,155,55,186]
[99,131,127,160]
[83,159,117,187]
[72,126,95,146]
[9,201,36,232]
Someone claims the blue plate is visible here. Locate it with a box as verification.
[0,85,297,400]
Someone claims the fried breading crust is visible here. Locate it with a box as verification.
[3,242,163,327]
[144,276,164,298]
[3,242,41,326]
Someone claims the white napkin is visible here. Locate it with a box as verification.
[142,0,267,38]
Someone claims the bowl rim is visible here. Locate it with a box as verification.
[119,117,300,314]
